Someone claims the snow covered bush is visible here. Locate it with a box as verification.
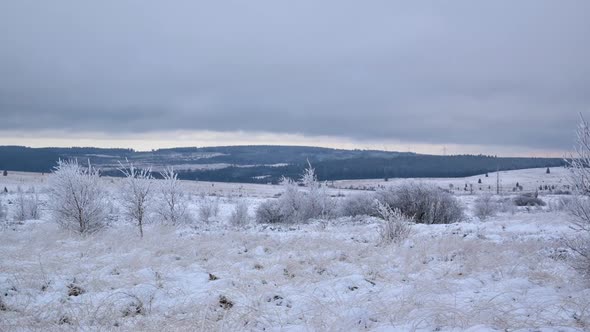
[339,192,377,217]
[14,186,40,221]
[156,167,191,225]
[229,201,250,227]
[47,160,108,234]
[375,182,463,224]
[119,161,153,237]
[255,200,284,224]
[474,194,498,220]
[198,197,219,223]
[255,163,335,224]
[375,201,412,244]
[513,194,546,207]
[299,163,336,220]
[0,197,6,221]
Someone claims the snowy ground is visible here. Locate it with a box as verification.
[0,169,589,331]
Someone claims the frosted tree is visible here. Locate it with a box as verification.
[157,167,190,225]
[119,161,153,237]
[47,160,108,234]
[566,114,590,276]
[300,161,333,220]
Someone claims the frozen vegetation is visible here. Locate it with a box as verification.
[0,163,589,332]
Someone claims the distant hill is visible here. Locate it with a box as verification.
[0,145,565,183]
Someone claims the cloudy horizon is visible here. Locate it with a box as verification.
[1,1,588,156]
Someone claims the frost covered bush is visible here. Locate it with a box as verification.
[198,197,219,223]
[47,160,108,234]
[156,167,191,224]
[255,200,284,224]
[474,194,498,220]
[119,161,153,237]
[513,194,546,207]
[299,164,336,220]
[14,186,40,221]
[255,163,335,224]
[229,201,250,227]
[339,192,376,217]
[376,201,412,244]
[497,197,517,214]
[375,182,463,224]
[0,197,6,221]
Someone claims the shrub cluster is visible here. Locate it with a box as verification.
[255,165,336,224]
[513,194,546,207]
[374,183,464,224]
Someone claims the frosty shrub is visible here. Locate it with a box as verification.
[0,197,6,221]
[198,197,219,223]
[513,194,546,207]
[255,200,284,224]
[299,163,336,220]
[339,192,377,217]
[156,167,191,225]
[47,160,108,234]
[255,163,335,224]
[119,161,153,238]
[497,197,517,214]
[376,201,412,244]
[375,182,463,224]
[229,201,250,228]
[14,186,41,221]
[474,194,498,220]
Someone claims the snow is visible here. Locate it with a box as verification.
[0,168,589,331]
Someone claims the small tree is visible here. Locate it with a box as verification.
[546,167,551,174]
[2,170,7,176]
[157,167,190,225]
[47,160,108,234]
[119,161,153,237]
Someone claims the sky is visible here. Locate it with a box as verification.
[1,1,589,156]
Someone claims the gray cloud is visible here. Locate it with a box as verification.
[1,0,589,150]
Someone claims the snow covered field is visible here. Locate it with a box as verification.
[0,168,589,331]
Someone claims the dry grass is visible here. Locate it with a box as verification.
[1,212,588,331]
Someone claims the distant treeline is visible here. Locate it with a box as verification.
[0,145,565,183]
[169,155,565,183]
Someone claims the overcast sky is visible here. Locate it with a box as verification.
[1,1,588,155]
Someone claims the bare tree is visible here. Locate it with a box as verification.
[119,161,153,238]
[566,114,590,277]
[47,160,108,234]
[157,167,190,225]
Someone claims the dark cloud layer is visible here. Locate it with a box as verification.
[1,1,589,150]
